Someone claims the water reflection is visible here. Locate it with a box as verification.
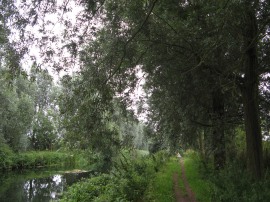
[0,170,91,202]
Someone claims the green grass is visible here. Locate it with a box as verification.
[0,150,76,170]
[15,151,75,169]
[144,157,184,202]
[183,154,212,202]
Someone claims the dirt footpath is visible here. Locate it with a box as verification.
[173,159,196,202]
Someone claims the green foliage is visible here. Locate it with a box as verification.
[210,163,270,202]
[59,74,121,172]
[59,72,150,171]
[30,111,57,150]
[0,143,15,169]
[28,69,60,151]
[263,141,270,169]
[0,0,24,77]
[144,157,183,202]
[188,149,270,202]
[61,150,170,202]
[233,127,246,155]
[0,151,74,170]
[114,109,148,150]
[60,174,112,202]
[184,151,212,202]
[67,149,97,170]
[0,73,35,151]
[0,69,60,153]
[151,150,170,170]
[66,0,269,179]
[15,151,73,169]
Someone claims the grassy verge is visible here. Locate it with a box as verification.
[0,150,75,170]
[183,152,212,202]
[144,157,184,202]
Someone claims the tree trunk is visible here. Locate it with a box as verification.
[212,88,226,169]
[242,6,263,179]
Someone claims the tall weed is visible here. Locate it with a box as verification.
[210,162,270,201]
[61,150,170,202]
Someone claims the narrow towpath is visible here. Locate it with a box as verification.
[173,159,196,202]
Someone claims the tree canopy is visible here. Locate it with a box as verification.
[1,0,270,179]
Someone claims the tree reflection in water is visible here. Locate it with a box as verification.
[0,171,90,202]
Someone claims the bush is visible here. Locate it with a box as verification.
[0,143,15,169]
[151,150,170,172]
[1,150,74,170]
[18,151,74,168]
[210,163,270,201]
[61,150,169,202]
[61,174,112,202]
[183,150,270,202]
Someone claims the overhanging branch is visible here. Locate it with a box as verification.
[104,0,159,85]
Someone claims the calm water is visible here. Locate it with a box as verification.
[0,168,91,202]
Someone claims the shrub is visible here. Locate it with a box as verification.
[1,151,74,170]
[0,143,15,169]
[210,164,270,201]
[61,150,169,202]
[61,174,111,202]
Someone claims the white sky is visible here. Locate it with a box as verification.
[15,0,84,80]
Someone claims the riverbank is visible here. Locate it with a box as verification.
[0,166,91,202]
[0,150,75,170]
[60,150,169,201]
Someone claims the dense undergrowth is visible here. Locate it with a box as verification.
[183,150,270,202]
[0,143,75,170]
[60,150,170,202]
[209,162,270,201]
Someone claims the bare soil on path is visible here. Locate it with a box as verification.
[173,159,196,202]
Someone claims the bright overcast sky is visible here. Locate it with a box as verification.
[14,0,85,80]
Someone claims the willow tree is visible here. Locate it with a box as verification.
[74,0,270,178]
[76,0,239,169]
[11,0,269,178]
